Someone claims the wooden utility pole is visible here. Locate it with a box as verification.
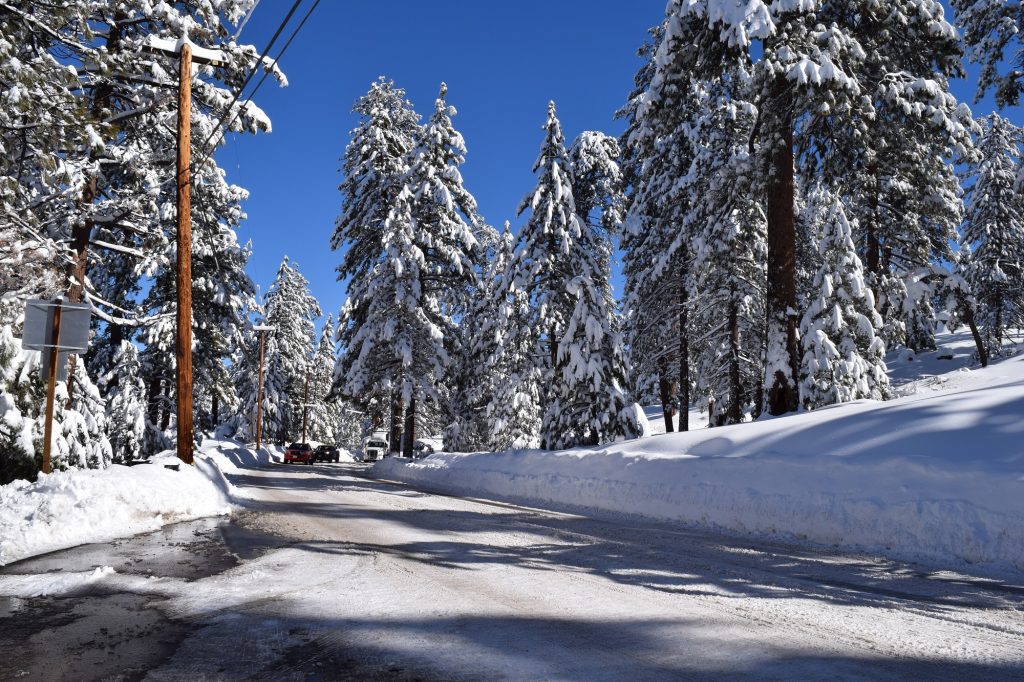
[175,42,195,465]
[253,324,275,450]
[143,35,225,463]
[42,301,63,475]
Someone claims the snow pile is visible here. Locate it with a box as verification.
[0,451,231,566]
[376,341,1024,572]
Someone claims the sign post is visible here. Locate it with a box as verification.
[23,299,91,474]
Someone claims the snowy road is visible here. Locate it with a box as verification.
[4,456,1024,680]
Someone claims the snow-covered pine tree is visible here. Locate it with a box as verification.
[308,316,341,444]
[799,190,889,409]
[133,178,256,447]
[261,257,321,443]
[815,0,971,353]
[485,225,543,450]
[0,325,112,478]
[512,102,640,449]
[332,78,421,449]
[258,334,291,444]
[395,83,482,454]
[953,0,1024,106]
[444,223,501,453]
[0,326,36,484]
[0,3,83,323]
[959,114,1024,357]
[97,340,146,463]
[686,78,768,426]
[619,32,681,428]
[337,84,481,456]
[673,0,868,416]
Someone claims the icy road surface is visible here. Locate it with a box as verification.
[4,456,1024,680]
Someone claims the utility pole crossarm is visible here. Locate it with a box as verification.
[143,34,225,65]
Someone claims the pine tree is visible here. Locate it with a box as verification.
[959,114,1024,357]
[98,340,146,463]
[337,84,481,456]
[308,316,341,443]
[0,326,36,484]
[262,257,321,442]
[485,225,543,450]
[512,102,640,449]
[445,223,501,453]
[800,190,889,409]
[332,78,421,449]
[620,13,720,432]
[687,81,767,426]
[953,0,1024,106]
[815,1,970,353]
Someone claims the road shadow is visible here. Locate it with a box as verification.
[229,470,1024,616]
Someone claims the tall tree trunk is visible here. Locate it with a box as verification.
[389,388,403,454]
[159,379,171,431]
[678,274,690,432]
[403,393,416,457]
[146,376,161,426]
[960,301,989,368]
[728,300,742,425]
[865,158,882,314]
[658,369,675,433]
[66,17,122,406]
[764,78,800,416]
[211,390,219,429]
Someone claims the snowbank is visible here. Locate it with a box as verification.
[0,451,232,566]
[375,343,1024,573]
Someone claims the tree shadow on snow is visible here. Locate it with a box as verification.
[230,485,1024,615]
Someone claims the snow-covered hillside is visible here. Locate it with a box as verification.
[375,331,1024,573]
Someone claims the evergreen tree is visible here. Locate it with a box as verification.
[0,326,36,484]
[512,102,640,449]
[959,114,1024,357]
[620,14,721,431]
[485,225,543,450]
[262,257,321,442]
[799,190,889,409]
[98,340,146,463]
[687,81,767,426]
[445,223,501,453]
[308,316,341,443]
[332,78,421,450]
[337,84,481,456]
[953,0,1024,106]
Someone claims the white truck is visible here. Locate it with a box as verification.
[361,431,389,462]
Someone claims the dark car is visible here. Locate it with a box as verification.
[315,444,340,463]
[411,439,435,459]
[284,442,314,465]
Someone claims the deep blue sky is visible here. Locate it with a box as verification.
[220,1,1021,329]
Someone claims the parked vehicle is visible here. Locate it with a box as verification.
[411,439,435,459]
[284,442,314,465]
[361,433,389,462]
[315,444,340,463]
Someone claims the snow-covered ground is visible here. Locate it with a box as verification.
[376,330,1024,573]
[0,441,273,566]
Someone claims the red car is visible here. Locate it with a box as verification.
[284,442,314,465]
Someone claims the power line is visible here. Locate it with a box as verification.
[196,0,304,157]
[194,0,322,170]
